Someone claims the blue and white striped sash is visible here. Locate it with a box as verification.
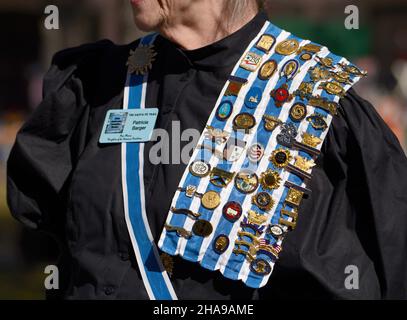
[156,21,365,288]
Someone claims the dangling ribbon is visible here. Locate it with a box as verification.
[122,34,177,300]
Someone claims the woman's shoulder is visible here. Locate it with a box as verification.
[43,39,140,100]
[51,39,139,70]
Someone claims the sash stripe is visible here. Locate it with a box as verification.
[122,34,177,300]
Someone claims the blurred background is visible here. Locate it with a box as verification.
[0,0,406,299]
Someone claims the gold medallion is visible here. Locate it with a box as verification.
[126,45,157,75]
[234,170,259,194]
[302,132,322,148]
[300,52,312,61]
[201,190,221,210]
[189,160,211,177]
[289,103,307,122]
[192,219,213,237]
[281,60,300,80]
[258,60,277,80]
[275,39,300,55]
[233,113,256,133]
[260,169,281,190]
[255,34,276,53]
[213,235,230,254]
[252,192,275,211]
[249,258,272,275]
[269,149,292,168]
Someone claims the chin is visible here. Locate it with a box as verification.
[133,15,160,32]
[130,0,162,32]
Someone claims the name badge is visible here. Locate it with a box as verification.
[99,108,158,143]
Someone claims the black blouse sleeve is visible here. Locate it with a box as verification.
[326,89,407,299]
[6,40,114,234]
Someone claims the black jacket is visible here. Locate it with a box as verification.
[7,12,407,299]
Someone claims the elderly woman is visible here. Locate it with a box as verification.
[7,0,407,299]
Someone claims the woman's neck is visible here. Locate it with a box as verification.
[158,2,259,50]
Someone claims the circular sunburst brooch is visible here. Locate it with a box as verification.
[126,44,157,75]
[260,169,281,190]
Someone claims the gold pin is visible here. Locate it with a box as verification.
[210,167,235,188]
[250,258,272,275]
[225,76,247,96]
[309,66,331,82]
[281,206,299,220]
[319,81,346,97]
[285,188,304,207]
[240,51,262,72]
[192,219,213,237]
[252,192,275,211]
[338,63,367,77]
[302,132,322,148]
[308,96,339,115]
[260,169,281,190]
[213,235,229,254]
[317,56,334,69]
[300,52,313,61]
[233,113,256,133]
[232,248,255,262]
[294,82,314,100]
[205,125,229,144]
[263,114,282,131]
[258,60,278,80]
[247,210,268,225]
[160,252,174,276]
[297,43,322,54]
[255,34,276,53]
[332,71,353,84]
[201,190,221,210]
[278,217,297,229]
[164,223,192,239]
[275,39,300,55]
[294,155,316,172]
[289,103,307,122]
[171,206,201,219]
[269,149,292,168]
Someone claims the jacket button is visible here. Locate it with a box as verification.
[104,286,115,296]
